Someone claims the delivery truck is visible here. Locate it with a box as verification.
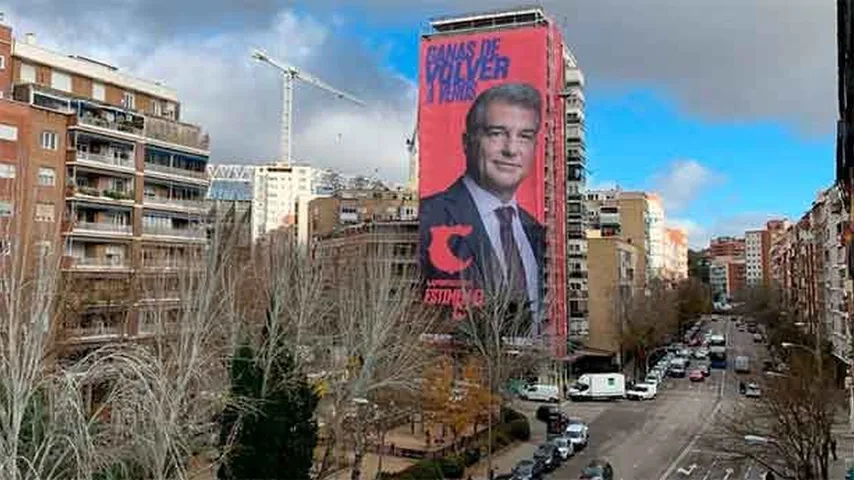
[568,373,626,401]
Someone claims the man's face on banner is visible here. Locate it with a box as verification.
[472,100,538,201]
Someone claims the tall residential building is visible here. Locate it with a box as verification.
[645,194,666,278]
[586,231,636,359]
[252,163,315,241]
[564,48,588,342]
[586,189,665,288]
[2,23,210,349]
[745,229,770,287]
[663,227,688,281]
[709,236,745,259]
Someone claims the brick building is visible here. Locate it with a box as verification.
[0,21,210,351]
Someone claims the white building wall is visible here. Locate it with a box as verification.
[252,163,318,243]
[646,196,666,279]
[745,230,764,287]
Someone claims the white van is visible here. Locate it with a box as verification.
[520,384,560,403]
[568,373,626,401]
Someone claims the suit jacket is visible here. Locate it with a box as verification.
[419,177,545,298]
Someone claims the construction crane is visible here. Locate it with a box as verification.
[251,48,366,164]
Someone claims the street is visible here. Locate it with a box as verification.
[506,315,774,480]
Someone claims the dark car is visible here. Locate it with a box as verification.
[512,459,544,480]
[533,442,561,471]
[580,459,614,480]
[536,405,559,423]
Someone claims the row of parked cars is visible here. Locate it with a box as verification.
[500,416,611,480]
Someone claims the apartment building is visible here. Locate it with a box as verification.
[312,221,419,285]
[1,23,210,348]
[745,229,770,287]
[709,236,745,259]
[307,186,417,240]
[663,227,688,281]
[564,48,588,343]
[769,187,850,373]
[252,163,315,242]
[586,231,636,359]
[586,189,665,289]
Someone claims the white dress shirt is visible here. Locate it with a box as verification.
[462,175,539,311]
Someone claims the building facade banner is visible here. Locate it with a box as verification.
[418,26,549,322]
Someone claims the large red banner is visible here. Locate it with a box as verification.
[418,26,549,323]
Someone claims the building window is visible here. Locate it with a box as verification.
[37,167,55,186]
[0,55,5,70]
[0,124,17,142]
[35,202,54,222]
[0,163,14,179]
[20,63,36,84]
[92,82,106,102]
[0,201,11,217]
[40,131,58,150]
[50,70,72,92]
[122,92,135,110]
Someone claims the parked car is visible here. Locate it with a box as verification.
[644,373,661,387]
[753,333,763,343]
[626,383,657,400]
[533,443,561,471]
[520,384,560,403]
[696,362,711,377]
[694,348,709,359]
[745,383,762,398]
[688,369,705,382]
[579,459,614,480]
[512,459,543,480]
[536,405,559,423]
[565,422,589,450]
[551,436,573,460]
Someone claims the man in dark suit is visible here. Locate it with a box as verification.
[419,82,545,315]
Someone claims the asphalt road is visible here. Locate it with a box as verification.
[660,315,774,480]
[511,315,738,480]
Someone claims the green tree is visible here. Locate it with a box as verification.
[676,278,713,334]
[218,343,319,480]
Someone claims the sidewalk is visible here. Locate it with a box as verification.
[324,453,415,480]
[830,424,854,479]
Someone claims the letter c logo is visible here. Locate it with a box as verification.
[428,225,473,274]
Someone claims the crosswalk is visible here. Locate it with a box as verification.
[666,450,769,480]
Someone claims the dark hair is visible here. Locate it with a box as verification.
[463,83,542,170]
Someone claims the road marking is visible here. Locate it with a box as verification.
[723,467,733,480]
[677,464,697,476]
[744,462,752,480]
[701,460,718,480]
[659,400,724,480]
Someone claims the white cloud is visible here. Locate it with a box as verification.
[652,159,723,213]
[4,5,416,182]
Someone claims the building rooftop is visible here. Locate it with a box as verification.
[13,39,178,102]
[428,5,548,34]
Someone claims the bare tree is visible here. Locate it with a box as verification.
[72,213,248,480]
[453,285,547,479]
[712,354,840,480]
[620,279,678,378]
[313,247,437,480]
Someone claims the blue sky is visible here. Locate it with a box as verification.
[347,13,836,248]
[6,1,837,248]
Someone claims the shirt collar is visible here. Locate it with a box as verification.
[462,175,518,216]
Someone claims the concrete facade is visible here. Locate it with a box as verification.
[586,233,636,355]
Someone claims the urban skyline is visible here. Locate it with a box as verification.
[2,2,836,248]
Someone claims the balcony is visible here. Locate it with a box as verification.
[143,196,208,212]
[77,110,145,137]
[70,221,132,236]
[142,225,206,240]
[144,116,210,152]
[66,256,130,270]
[63,324,122,341]
[67,185,135,204]
[144,162,208,182]
[75,150,135,172]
